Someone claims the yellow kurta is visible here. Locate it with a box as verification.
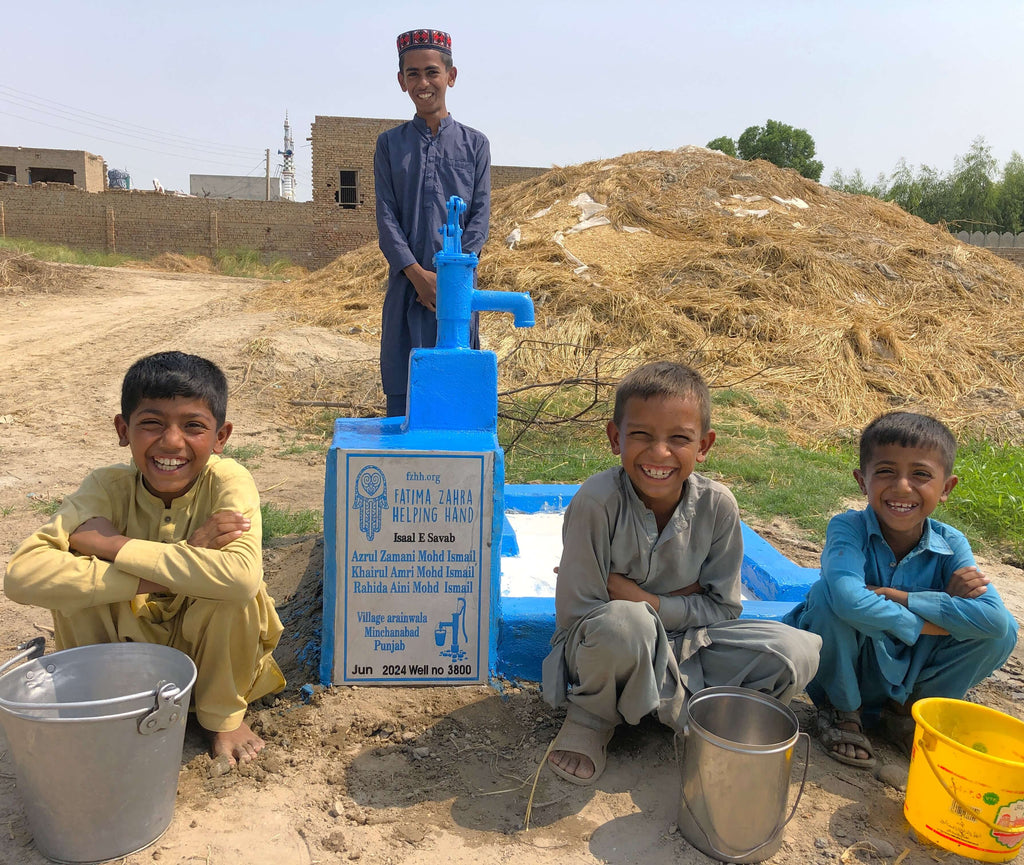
[4,454,285,731]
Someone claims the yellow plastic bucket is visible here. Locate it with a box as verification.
[905,698,1024,863]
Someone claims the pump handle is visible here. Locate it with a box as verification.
[439,196,466,255]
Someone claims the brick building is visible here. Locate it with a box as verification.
[309,115,546,264]
[0,146,106,191]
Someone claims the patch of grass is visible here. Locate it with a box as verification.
[710,431,858,541]
[277,436,328,458]
[261,503,322,541]
[712,388,790,423]
[0,237,129,267]
[0,238,303,281]
[499,387,618,484]
[213,247,300,280]
[939,440,1024,559]
[223,443,264,468]
[501,417,617,485]
[28,495,64,516]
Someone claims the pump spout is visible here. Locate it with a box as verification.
[471,289,535,328]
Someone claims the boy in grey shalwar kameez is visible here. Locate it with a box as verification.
[542,362,821,784]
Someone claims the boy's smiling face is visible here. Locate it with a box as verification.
[398,49,456,118]
[114,396,231,506]
[854,443,957,551]
[607,395,715,524]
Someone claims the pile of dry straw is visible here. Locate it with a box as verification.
[0,249,72,294]
[257,146,1024,440]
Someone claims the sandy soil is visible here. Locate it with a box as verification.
[1,264,1022,865]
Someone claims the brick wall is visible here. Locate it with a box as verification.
[492,165,547,187]
[0,119,549,269]
[992,248,1024,267]
[0,183,316,264]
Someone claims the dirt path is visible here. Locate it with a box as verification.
[0,263,1022,865]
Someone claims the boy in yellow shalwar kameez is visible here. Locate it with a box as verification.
[5,351,285,766]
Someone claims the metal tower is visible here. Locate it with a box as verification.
[279,112,296,201]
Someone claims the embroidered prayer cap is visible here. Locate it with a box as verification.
[396,29,452,58]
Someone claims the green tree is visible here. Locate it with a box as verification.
[914,164,954,225]
[884,160,953,224]
[996,151,1024,233]
[947,137,998,232]
[828,168,887,198]
[706,136,737,157]
[885,158,924,215]
[736,119,824,181]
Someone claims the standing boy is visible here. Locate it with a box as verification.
[5,351,285,767]
[374,28,491,417]
[542,362,821,784]
[784,412,1018,768]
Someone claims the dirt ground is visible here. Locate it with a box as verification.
[1,264,1023,865]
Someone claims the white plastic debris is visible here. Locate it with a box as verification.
[529,201,558,220]
[551,231,587,269]
[770,196,809,209]
[733,209,770,218]
[505,227,522,249]
[569,192,609,220]
[566,214,612,233]
[730,194,764,203]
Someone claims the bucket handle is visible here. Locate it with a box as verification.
[137,682,186,735]
[0,637,46,678]
[0,683,183,714]
[677,730,811,861]
[0,638,187,719]
[917,735,1024,837]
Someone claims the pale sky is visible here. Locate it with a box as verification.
[3,0,1023,203]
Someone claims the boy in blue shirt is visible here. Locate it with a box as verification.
[784,411,1017,768]
[374,28,491,417]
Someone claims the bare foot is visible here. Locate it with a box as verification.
[206,720,265,766]
[548,748,595,781]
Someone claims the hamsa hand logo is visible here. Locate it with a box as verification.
[353,466,388,541]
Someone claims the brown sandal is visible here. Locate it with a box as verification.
[815,706,876,769]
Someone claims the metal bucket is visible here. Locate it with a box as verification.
[0,638,196,864]
[677,686,809,863]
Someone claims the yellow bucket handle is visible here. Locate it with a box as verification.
[918,736,1024,837]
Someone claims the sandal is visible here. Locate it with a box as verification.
[547,716,615,786]
[815,706,876,769]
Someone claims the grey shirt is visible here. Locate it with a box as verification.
[554,466,744,638]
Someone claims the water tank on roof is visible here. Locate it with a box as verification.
[107,169,131,190]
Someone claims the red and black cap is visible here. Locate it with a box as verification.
[396,29,452,57]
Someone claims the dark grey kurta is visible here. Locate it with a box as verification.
[542,467,821,732]
[373,114,490,403]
